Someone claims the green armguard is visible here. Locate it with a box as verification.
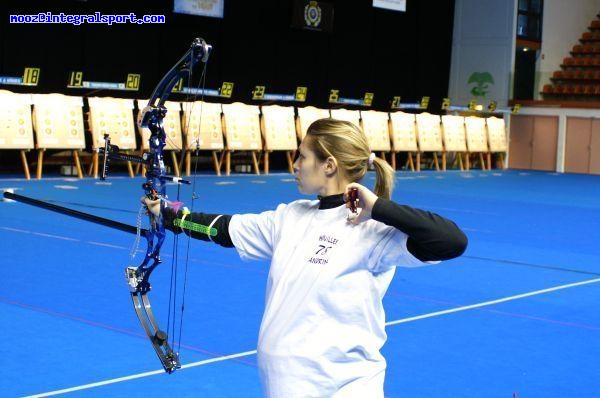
[173,218,217,237]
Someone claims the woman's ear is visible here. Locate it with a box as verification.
[323,156,338,177]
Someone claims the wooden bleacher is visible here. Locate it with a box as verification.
[542,14,600,101]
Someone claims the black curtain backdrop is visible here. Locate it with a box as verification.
[0,0,455,111]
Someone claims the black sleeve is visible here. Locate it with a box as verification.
[162,207,234,248]
[371,198,468,262]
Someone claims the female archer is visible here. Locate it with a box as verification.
[145,118,467,397]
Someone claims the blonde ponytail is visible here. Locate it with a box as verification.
[370,156,395,199]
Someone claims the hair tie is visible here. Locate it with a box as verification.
[368,152,376,167]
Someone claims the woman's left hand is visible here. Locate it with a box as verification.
[141,195,161,217]
[344,183,378,224]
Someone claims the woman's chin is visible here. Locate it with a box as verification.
[296,183,313,195]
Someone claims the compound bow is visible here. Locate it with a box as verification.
[4,37,212,373]
[100,37,212,373]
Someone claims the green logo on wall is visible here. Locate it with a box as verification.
[468,72,494,97]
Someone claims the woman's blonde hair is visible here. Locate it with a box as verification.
[305,118,395,199]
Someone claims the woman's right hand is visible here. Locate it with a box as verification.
[344,183,379,224]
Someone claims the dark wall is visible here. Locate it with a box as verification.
[0,0,455,111]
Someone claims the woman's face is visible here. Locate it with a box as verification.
[293,138,328,195]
